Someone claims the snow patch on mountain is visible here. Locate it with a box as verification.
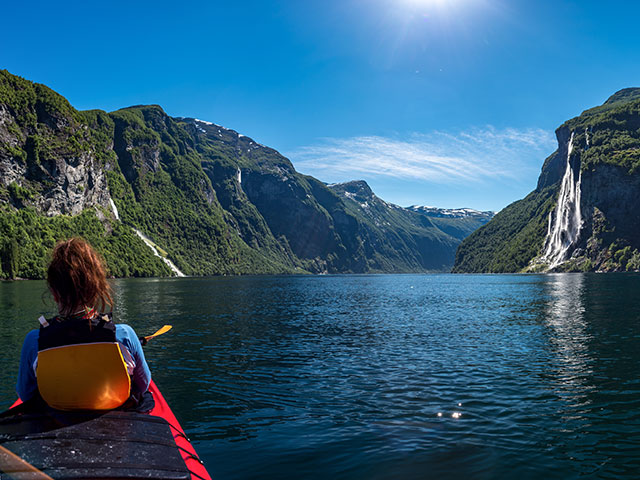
[408,205,494,219]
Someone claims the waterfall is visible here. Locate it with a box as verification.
[541,132,582,268]
[134,229,186,277]
[109,198,120,221]
[585,127,590,149]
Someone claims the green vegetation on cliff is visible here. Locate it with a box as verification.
[566,96,640,175]
[452,187,556,273]
[0,206,170,279]
[107,106,300,275]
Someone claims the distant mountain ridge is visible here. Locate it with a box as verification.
[453,87,640,273]
[407,205,494,219]
[0,70,489,278]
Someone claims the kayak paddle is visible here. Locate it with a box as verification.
[0,444,54,480]
[140,325,172,346]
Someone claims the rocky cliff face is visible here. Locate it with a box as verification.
[536,126,574,191]
[454,87,640,273]
[0,80,112,217]
[0,70,487,278]
[579,164,640,267]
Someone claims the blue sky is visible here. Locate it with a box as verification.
[2,0,640,211]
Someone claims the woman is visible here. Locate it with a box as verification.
[16,238,151,409]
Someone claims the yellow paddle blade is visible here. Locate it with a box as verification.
[140,325,172,345]
[0,444,54,480]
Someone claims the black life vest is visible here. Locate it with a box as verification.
[38,312,116,351]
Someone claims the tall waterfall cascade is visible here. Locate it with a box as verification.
[541,132,582,268]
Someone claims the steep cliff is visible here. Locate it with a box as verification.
[453,88,640,273]
[0,70,487,278]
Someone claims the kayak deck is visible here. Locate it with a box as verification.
[0,410,190,479]
[1,380,211,480]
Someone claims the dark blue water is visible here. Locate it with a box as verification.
[2,274,640,479]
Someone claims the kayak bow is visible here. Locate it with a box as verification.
[0,381,212,480]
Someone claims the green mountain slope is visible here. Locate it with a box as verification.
[454,88,640,273]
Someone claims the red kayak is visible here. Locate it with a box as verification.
[148,381,212,480]
[3,380,212,480]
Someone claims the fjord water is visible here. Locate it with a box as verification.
[2,274,640,479]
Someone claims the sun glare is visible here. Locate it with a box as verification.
[402,0,457,7]
[398,0,472,14]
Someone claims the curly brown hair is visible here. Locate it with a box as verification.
[47,238,113,316]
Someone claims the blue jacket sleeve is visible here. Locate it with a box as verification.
[116,324,152,394]
[16,329,39,401]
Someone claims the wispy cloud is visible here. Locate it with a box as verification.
[289,127,557,185]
